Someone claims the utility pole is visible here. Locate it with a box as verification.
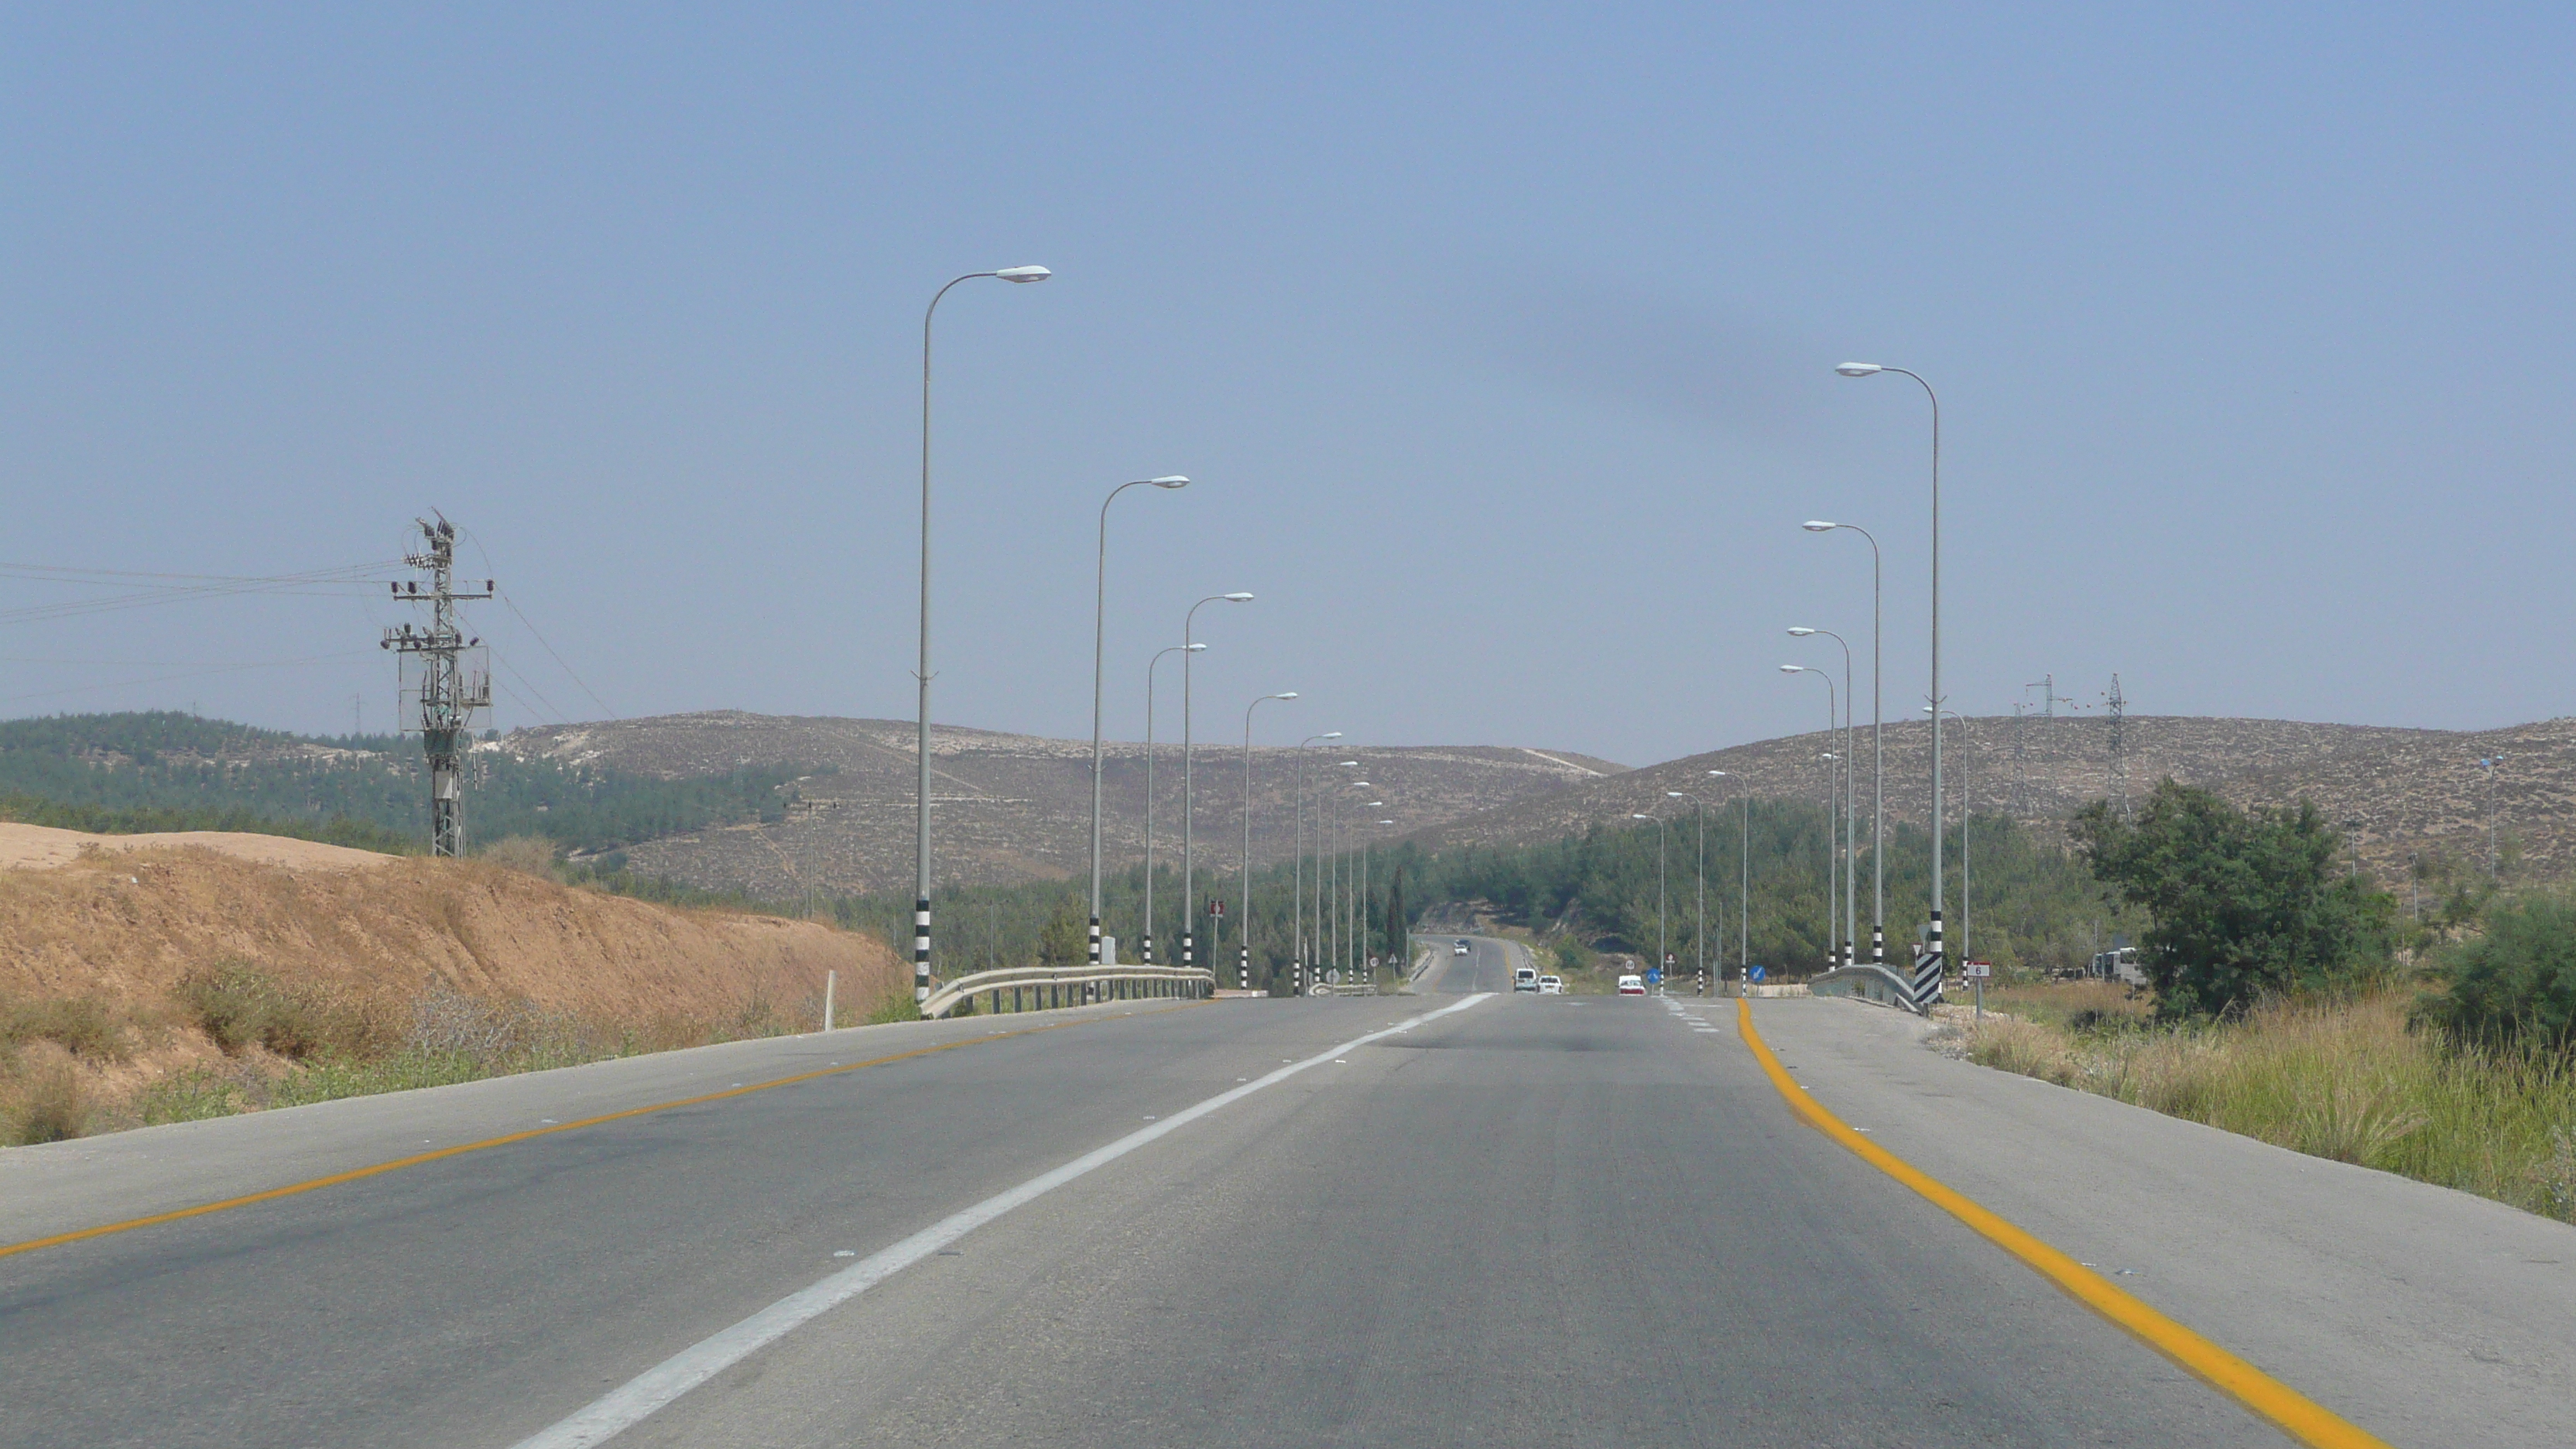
[2105,673,2129,818]
[381,515,492,857]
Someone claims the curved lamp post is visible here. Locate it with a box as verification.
[1782,663,1839,971]
[1804,520,1885,963]
[1089,477,1189,968]
[1632,810,1670,988]
[1141,641,1204,963]
[913,263,1050,1005]
[1182,592,1254,974]
[1668,790,1708,992]
[1790,626,1857,965]
[1239,692,1298,990]
[1293,731,1341,992]
[1834,361,1944,989]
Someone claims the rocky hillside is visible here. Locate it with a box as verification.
[502,712,1629,899]
[1409,714,2574,886]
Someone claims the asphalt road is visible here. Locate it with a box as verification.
[3,975,2371,1447]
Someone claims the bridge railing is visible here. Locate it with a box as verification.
[1806,964,1920,1012]
[920,964,1216,1019]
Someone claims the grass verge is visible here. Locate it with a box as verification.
[1951,988,2576,1224]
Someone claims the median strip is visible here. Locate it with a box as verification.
[0,1005,1194,1264]
[508,992,1497,1449]
[1734,998,2390,1449]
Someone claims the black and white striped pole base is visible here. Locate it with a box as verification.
[1140,933,1154,965]
[1910,911,1945,1013]
[1088,916,1102,1002]
[912,897,931,1007]
[1238,945,1249,992]
[1871,923,1885,966]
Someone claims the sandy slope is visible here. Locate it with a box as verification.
[0,827,903,1022]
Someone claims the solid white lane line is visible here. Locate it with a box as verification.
[505,992,1497,1449]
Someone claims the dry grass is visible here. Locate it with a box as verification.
[1956,992,2576,1223]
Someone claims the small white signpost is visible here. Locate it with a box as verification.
[1965,960,1992,1020]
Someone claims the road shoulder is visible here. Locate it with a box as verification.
[1744,996,2576,1449]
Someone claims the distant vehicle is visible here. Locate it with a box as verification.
[2088,947,2148,986]
[1514,965,1540,992]
[1454,939,1471,955]
[1616,974,1646,996]
[1537,975,1564,995]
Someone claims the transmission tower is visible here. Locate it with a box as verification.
[381,515,492,856]
[2105,673,2128,817]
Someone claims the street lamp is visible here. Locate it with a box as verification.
[912,263,1050,1005]
[1240,692,1298,991]
[1835,361,1944,997]
[1802,519,1884,964]
[1293,731,1341,993]
[1713,770,1748,986]
[1182,592,1255,975]
[1632,810,1669,989]
[1090,478,1190,968]
[1927,706,1978,970]
[1327,762,1359,978]
[1782,663,1839,972]
[1669,790,1708,994]
[1141,641,1204,964]
[1790,627,1857,965]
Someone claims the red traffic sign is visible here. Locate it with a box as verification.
[1206,899,1225,916]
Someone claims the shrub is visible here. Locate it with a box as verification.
[1553,937,1596,975]
[6,1065,87,1145]
[3,998,130,1061]
[478,834,560,879]
[865,991,923,1025]
[2425,892,2576,1052]
[173,962,388,1060]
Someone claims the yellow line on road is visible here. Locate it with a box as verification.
[1735,998,2390,1449]
[1,1003,1200,1264]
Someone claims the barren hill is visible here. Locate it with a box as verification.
[502,712,1628,899]
[1409,714,2574,885]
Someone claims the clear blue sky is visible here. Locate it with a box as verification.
[4,5,2568,767]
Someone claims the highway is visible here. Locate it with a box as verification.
[2,950,2551,1447]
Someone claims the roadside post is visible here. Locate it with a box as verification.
[822,970,835,1033]
[1965,959,1991,1021]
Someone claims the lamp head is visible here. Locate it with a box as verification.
[1274,692,1299,701]
[1708,769,1726,778]
[1338,760,1358,767]
[1787,627,1817,637]
[1780,664,1806,674]
[1667,791,1684,799]
[1223,591,1254,602]
[1803,520,1838,532]
[1834,361,1882,377]
[1378,820,1394,826]
[1322,731,1343,739]
[1184,642,1206,652]
[995,265,1052,283]
[1148,475,1189,488]
[1632,813,1651,820]
[1368,800,1383,807]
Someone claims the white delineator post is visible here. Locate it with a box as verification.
[822,970,835,1033]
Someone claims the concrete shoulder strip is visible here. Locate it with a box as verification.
[509,992,1497,1449]
[1734,999,2390,1449]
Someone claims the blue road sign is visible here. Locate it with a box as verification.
[1747,964,1768,983]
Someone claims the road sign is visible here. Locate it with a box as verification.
[1965,960,1992,979]
[1747,965,1767,983]
[1207,899,1225,916]
[1664,953,1676,967]
[1368,954,1381,970]
[1646,966,1663,985]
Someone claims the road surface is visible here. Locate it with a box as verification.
[3,961,2550,1446]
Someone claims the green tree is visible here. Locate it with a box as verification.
[1036,895,1088,967]
[1383,865,1409,973]
[2426,890,2576,1052]
[2071,779,2386,1019]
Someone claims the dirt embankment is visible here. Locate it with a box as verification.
[0,825,907,1142]
[0,824,901,1021]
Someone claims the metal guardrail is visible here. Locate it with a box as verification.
[920,964,1217,1019]
[1806,964,1922,1012]
[1307,981,1381,996]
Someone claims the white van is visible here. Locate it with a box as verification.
[1513,965,1540,992]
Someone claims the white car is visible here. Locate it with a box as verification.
[1616,974,1646,996]
[1454,939,1471,956]
[1537,975,1564,995]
